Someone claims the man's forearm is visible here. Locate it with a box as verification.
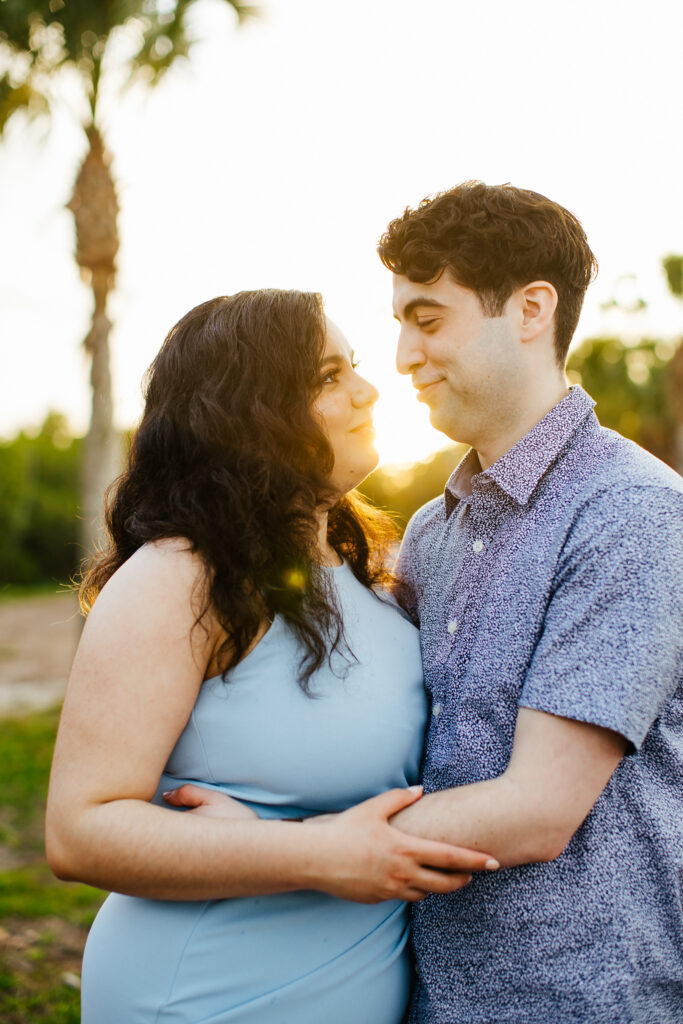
[390,774,568,867]
[392,710,627,867]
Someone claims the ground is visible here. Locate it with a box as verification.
[0,592,103,1023]
[0,591,79,716]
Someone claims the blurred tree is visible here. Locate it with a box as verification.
[0,412,82,585]
[662,255,683,299]
[0,0,255,553]
[567,336,679,468]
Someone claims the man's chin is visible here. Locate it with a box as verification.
[428,405,467,445]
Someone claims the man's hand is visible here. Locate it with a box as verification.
[163,785,259,821]
[304,786,498,904]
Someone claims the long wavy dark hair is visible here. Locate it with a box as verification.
[80,290,396,692]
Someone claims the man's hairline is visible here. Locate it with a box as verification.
[391,267,524,323]
[390,268,570,370]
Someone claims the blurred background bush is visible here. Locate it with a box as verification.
[0,413,82,587]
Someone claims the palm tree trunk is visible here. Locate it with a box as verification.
[82,266,119,551]
[67,125,121,556]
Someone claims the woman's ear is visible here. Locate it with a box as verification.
[519,281,558,343]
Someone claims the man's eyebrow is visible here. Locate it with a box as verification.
[393,297,446,322]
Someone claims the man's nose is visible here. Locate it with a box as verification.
[395,327,425,376]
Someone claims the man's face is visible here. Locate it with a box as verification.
[392,271,524,447]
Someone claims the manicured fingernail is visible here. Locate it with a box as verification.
[408,785,423,794]
[485,858,500,871]
[162,791,173,799]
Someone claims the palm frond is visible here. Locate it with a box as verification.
[229,3,261,24]
[126,4,193,86]
[0,0,38,52]
[0,69,49,133]
[0,0,261,121]
[125,0,259,87]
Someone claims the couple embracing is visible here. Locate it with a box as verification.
[46,182,683,1024]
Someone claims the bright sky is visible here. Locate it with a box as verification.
[1,0,682,465]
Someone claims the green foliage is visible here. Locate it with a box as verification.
[0,71,48,128]
[663,255,683,299]
[0,413,82,585]
[0,0,257,129]
[567,336,680,466]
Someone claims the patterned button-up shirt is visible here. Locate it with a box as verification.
[397,387,683,1024]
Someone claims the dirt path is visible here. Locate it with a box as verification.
[0,592,80,716]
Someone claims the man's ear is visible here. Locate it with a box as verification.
[519,281,558,343]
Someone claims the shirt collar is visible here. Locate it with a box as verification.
[444,386,596,514]
[444,448,482,515]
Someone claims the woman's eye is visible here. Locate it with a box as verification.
[418,318,438,329]
[320,371,338,385]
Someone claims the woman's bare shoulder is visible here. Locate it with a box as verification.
[88,537,211,627]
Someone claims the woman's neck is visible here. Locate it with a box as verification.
[316,510,342,567]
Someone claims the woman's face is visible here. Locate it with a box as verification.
[313,318,380,495]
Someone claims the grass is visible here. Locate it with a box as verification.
[0,707,105,1023]
[0,863,101,924]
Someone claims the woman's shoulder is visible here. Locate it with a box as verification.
[136,536,205,574]
[91,537,211,625]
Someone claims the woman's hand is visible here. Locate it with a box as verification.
[308,786,498,904]
[163,785,259,821]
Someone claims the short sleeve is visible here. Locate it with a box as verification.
[520,484,683,748]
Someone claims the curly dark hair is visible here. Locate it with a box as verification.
[80,290,396,692]
[377,180,598,364]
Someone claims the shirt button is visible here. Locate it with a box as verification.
[447,619,458,634]
[432,703,442,717]
[472,539,484,553]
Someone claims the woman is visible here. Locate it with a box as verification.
[46,290,493,1023]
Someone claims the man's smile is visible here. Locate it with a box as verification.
[414,378,445,402]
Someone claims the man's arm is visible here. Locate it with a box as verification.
[394,481,683,865]
[391,707,627,865]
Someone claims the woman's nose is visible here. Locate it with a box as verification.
[353,373,379,408]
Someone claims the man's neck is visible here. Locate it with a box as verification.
[475,381,569,471]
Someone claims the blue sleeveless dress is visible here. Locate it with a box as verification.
[81,562,427,1023]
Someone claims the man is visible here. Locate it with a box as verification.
[378,181,683,1023]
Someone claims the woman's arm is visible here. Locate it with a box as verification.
[46,541,494,903]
